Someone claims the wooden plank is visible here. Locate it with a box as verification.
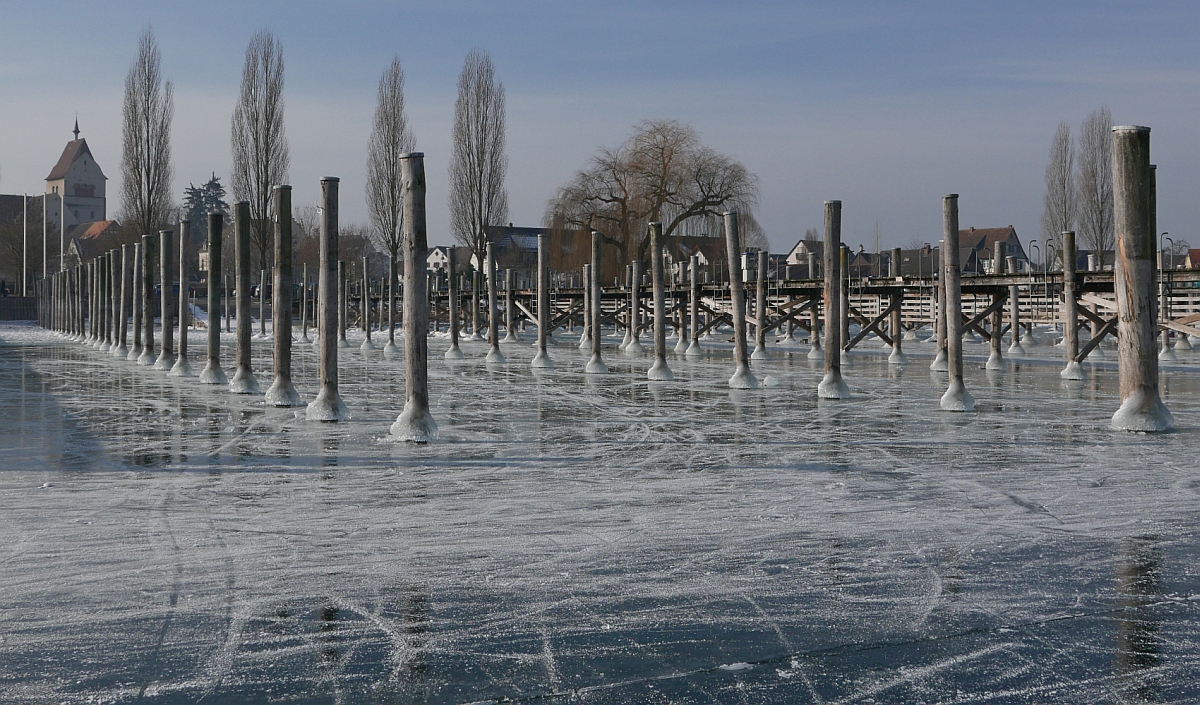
[1080,293,1117,311]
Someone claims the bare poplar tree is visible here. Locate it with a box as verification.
[231,30,289,272]
[1076,107,1113,267]
[366,57,416,348]
[448,49,508,270]
[121,28,174,238]
[1040,121,1074,266]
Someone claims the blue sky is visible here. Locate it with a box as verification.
[2,1,1198,253]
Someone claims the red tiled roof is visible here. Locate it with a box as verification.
[46,139,94,181]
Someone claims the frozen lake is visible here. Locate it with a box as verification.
[2,321,1200,703]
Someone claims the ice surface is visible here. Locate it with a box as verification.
[2,321,1200,703]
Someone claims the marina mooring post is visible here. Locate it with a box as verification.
[985,243,1005,371]
[360,256,375,351]
[168,221,195,376]
[138,233,156,365]
[391,153,437,442]
[129,243,143,360]
[752,249,769,360]
[686,254,702,356]
[1008,255,1025,355]
[229,202,260,393]
[1110,125,1173,432]
[154,230,175,370]
[940,194,974,411]
[485,242,505,363]
[647,222,674,380]
[585,231,608,374]
[114,244,132,357]
[199,212,227,384]
[579,263,592,350]
[503,267,519,343]
[265,186,301,405]
[724,210,756,389]
[445,246,464,359]
[1060,230,1083,379]
[531,233,553,369]
[306,177,350,421]
[931,241,948,371]
[817,200,849,398]
[626,260,645,354]
[337,260,349,348]
[888,246,906,364]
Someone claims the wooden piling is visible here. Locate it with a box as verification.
[940,194,974,411]
[115,244,132,356]
[1007,255,1025,355]
[391,153,437,441]
[138,234,156,365]
[337,260,349,348]
[258,270,267,338]
[752,249,769,360]
[230,202,260,393]
[626,260,645,354]
[199,212,227,384]
[265,186,300,404]
[585,232,608,374]
[723,211,756,388]
[579,264,592,350]
[486,242,505,363]
[503,267,519,343]
[153,230,175,369]
[817,201,848,398]
[1060,230,1083,379]
[931,242,948,371]
[129,243,143,361]
[360,256,375,351]
[446,247,464,359]
[168,221,195,376]
[986,243,1005,370]
[531,233,553,369]
[686,254,702,356]
[889,247,906,364]
[1111,125,1173,431]
[306,177,350,421]
[648,222,674,380]
[301,262,310,344]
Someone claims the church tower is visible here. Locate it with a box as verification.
[45,119,107,237]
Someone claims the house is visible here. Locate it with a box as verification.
[1183,249,1200,269]
[958,226,1028,273]
[45,120,107,238]
[63,220,122,269]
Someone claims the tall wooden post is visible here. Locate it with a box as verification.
[485,242,505,362]
[1007,255,1024,355]
[470,270,483,340]
[224,274,231,332]
[138,234,156,365]
[265,186,300,404]
[686,254,702,356]
[931,240,948,371]
[200,212,227,384]
[306,177,350,421]
[337,260,349,348]
[986,243,1005,370]
[114,244,132,356]
[391,153,437,441]
[724,210,755,388]
[230,202,260,393]
[153,231,175,369]
[1111,126,1173,431]
[258,270,267,338]
[360,255,375,351]
[531,233,553,369]
[108,249,120,351]
[503,267,519,343]
[648,222,673,380]
[579,264,592,350]
[752,249,769,360]
[98,252,112,351]
[585,231,608,374]
[674,259,690,353]
[889,246,905,363]
[1060,230,1083,379]
[446,247,464,359]
[817,200,848,398]
[129,243,143,360]
[940,194,974,410]
[169,222,195,376]
[626,260,645,354]
[301,262,311,344]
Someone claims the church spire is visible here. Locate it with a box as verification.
[73,116,80,141]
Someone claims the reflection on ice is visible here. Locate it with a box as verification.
[1,322,1199,702]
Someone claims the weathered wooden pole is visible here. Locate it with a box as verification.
[626,260,645,354]
[1111,125,1173,431]
[257,269,267,338]
[138,234,156,365]
[1007,255,1024,355]
[445,247,464,359]
[469,270,482,340]
[97,252,111,351]
[383,253,397,355]
[1060,230,1083,379]
[306,177,350,421]
[502,267,519,343]
[391,153,437,441]
[1151,165,1176,363]
[840,245,850,365]
[153,230,175,370]
[579,264,592,350]
[752,249,769,360]
[360,255,375,351]
[531,233,553,369]
[337,260,349,348]
[224,274,231,332]
[888,246,906,364]
[114,244,132,357]
[940,194,974,411]
[230,202,260,393]
[724,210,756,388]
[199,212,227,384]
[648,222,674,380]
[986,243,1005,370]
[931,242,948,371]
[817,201,848,398]
[485,242,505,363]
[169,222,195,376]
[129,243,143,360]
[585,232,609,373]
[674,261,690,353]
[620,265,633,349]
[265,186,300,405]
[807,302,823,360]
[300,262,310,344]
[108,249,120,351]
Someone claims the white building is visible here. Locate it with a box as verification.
[45,120,107,237]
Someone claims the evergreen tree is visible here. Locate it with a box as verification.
[182,173,229,255]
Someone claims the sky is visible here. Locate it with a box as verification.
[2,0,1198,255]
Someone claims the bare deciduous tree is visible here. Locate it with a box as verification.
[1076,107,1113,267]
[1040,122,1074,266]
[121,28,174,239]
[231,30,289,273]
[448,49,508,270]
[366,57,416,347]
[545,119,763,264]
